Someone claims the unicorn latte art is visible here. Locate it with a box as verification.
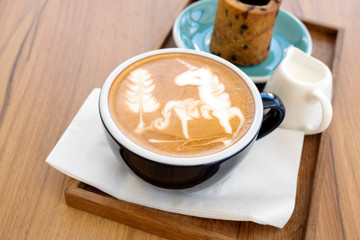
[108,53,255,157]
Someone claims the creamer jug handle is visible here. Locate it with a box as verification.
[304,89,333,134]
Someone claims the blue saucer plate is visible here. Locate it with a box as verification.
[173,0,312,83]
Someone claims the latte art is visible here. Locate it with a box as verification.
[124,68,160,133]
[151,59,245,144]
[108,53,255,157]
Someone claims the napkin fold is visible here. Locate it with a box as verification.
[46,89,304,228]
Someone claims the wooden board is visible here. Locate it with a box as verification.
[65,20,344,240]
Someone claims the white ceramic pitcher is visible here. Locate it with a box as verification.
[264,46,333,135]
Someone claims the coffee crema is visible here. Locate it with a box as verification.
[108,53,255,158]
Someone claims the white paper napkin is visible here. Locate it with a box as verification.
[46,88,304,228]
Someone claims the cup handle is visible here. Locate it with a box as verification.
[304,89,333,134]
[257,92,286,140]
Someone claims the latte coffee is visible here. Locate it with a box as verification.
[108,52,255,158]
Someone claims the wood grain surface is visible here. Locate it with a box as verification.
[1,0,359,239]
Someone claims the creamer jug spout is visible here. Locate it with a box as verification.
[282,46,332,85]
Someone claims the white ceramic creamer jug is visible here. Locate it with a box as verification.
[264,46,333,135]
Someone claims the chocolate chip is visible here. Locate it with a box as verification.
[240,24,248,35]
[225,9,228,16]
[243,44,248,50]
[260,7,267,11]
[229,22,233,28]
[235,14,239,19]
[241,24,248,30]
[231,55,237,61]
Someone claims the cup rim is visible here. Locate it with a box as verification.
[99,48,263,166]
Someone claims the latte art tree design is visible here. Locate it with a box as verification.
[125,68,160,132]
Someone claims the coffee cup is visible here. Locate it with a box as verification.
[99,48,285,190]
[264,46,332,135]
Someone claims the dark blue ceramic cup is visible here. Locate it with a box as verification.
[99,49,285,190]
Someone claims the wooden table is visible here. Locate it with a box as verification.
[0,0,359,239]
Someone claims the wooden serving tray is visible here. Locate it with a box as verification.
[65,20,344,240]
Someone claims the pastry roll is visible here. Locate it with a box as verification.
[210,0,281,66]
